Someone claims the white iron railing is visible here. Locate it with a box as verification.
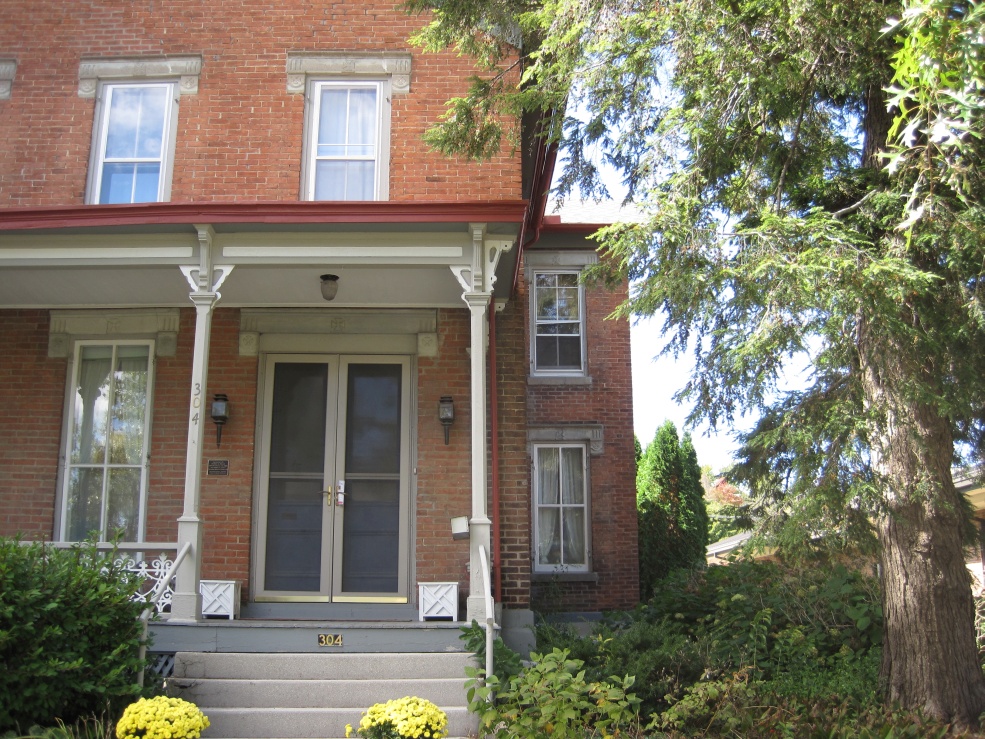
[137,541,190,686]
[478,544,498,697]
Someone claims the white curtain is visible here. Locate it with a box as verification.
[537,447,587,567]
[560,448,586,565]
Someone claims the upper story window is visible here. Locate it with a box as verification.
[309,81,382,200]
[93,83,176,204]
[526,250,599,380]
[533,271,584,372]
[287,52,412,202]
[79,56,202,205]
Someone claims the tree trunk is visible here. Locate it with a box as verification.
[859,318,985,726]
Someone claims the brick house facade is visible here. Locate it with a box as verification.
[0,0,638,642]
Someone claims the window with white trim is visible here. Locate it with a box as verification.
[532,270,585,374]
[60,341,154,542]
[90,82,177,204]
[306,80,384,201]
[533,444,589,572]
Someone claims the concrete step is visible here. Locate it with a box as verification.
[172,677,468,708]
[195,707,475,739]
[170,652,478,739]
[173,651,475,681]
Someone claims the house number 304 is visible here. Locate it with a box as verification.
[318,633,343,647]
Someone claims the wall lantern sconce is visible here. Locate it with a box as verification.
[320,274,340,301]
[211,394,230,447]
[438,396,455,445]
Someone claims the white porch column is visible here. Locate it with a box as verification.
[170,226,233,623]
[464,291,492,622]
[451,224,513,623]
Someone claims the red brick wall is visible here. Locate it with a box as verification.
[0,311,64,538]
[0,0,520,207]
[494,298,533,609]
[414,309,473,598]
[138,308,258,594]
[510,255,640,612]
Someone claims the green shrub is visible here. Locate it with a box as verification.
[0,538,149,732]
[535,618,708,718]
[0,714,114,739]
[459,620,525,686]
[643,559,882,677]
[466,648,640,739]
[650,669,960,738]
[534,559,886,722]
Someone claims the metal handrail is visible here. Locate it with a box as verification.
[478,544,498,698]
[137,541,191,687]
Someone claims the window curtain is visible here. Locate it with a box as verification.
[537,447,588,568]
[560,448,586,565]
[537,448,561,565]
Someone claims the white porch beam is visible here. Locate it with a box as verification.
[170,225,234,622]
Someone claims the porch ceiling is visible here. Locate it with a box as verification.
[0,202,524,310]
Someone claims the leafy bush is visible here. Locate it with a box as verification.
[466,648,640,739]
[0,538,148,732]
[459,620,525,686]
[0,715,114,739]
[651,664,966,738]
[643,559,882,677]
[535,559,884,720]
[534,618,708,718]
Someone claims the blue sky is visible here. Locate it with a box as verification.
[630,315,740,474]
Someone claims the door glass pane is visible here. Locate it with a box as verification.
[341,364,401,592]
[269,364,328,473]
[265,478,324,591]
[265,363,328,591]
[345,365,401,474]
[340,479,399,593]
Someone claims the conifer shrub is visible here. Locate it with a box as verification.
[0,538,148,732]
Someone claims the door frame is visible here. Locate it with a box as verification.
[251,353,413,604]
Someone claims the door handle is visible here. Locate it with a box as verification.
[321,489,334,507]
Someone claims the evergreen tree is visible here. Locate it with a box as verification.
[405,0,985,723]
[636,421,709,600]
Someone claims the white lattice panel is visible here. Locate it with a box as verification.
[419,582,458,621]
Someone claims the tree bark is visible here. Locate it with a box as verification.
[858,316,985,726]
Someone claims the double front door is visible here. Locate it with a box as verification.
[255,355,411,602]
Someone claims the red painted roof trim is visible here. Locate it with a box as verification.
[0,200,529,231]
